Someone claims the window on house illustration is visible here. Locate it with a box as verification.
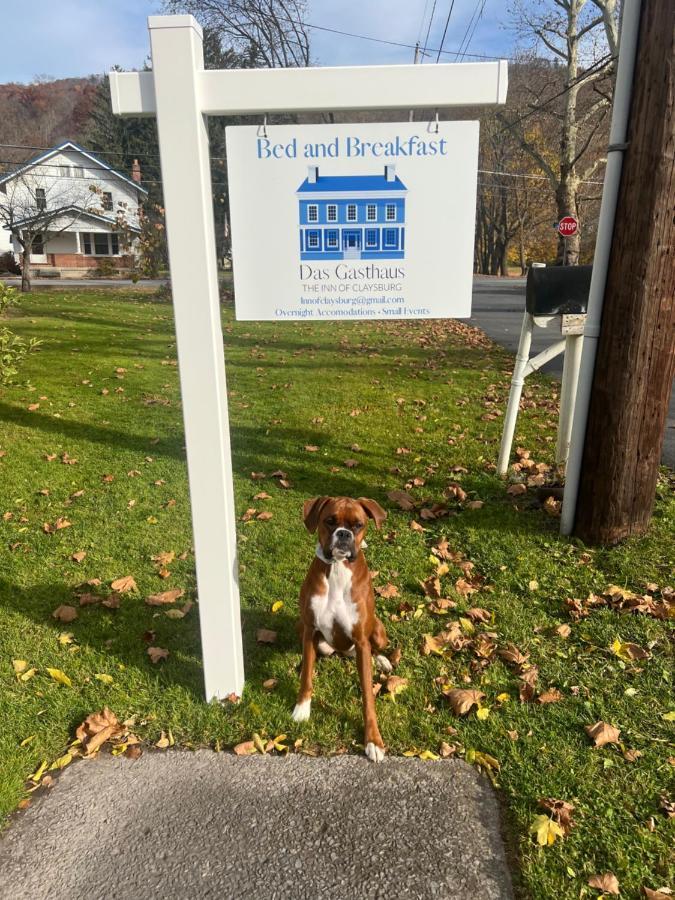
[32,233,44,254]
[367,204,377,221]
[347,204,357,222]
[327,205,337,222]
[307,204,318,222]
[111,233,119,255]
[35,188,46,210]
[384,229,398,248]
[307,230,320,249]
[326,230,339,249]
[102,192,113,211]
[366,229,378,248]
[386,204,396,221]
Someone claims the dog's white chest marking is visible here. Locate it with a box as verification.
[310,563,358,645]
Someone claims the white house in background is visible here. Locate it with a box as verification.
[0,141,148,277]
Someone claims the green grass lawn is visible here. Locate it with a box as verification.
[1,288,673,899]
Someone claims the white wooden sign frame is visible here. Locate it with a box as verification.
[110,14,507,701]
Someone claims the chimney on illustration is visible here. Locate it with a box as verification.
[131,159,142,184]
[307,165,319,183]
[384,164,396,182]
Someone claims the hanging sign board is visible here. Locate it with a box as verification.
[226,121,479,321]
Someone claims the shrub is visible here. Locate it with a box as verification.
[0,283,41,384]
[95,258,117,278]
[0,252,20,275]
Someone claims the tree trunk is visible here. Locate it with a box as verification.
[21,243,31,293]
[574,0,675,544]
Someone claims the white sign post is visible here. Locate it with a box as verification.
[110,14,507,701]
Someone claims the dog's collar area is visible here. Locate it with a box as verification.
[315,541,367,565]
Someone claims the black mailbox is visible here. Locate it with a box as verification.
[525,264,592,316]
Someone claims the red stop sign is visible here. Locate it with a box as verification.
[558,215,578,237]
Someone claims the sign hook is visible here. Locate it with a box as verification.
[257,114,269,139]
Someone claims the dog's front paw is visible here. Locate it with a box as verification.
[374,654,393,675]
[365,741,386,762]
[291,699,311,722]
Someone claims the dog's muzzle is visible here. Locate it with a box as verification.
[330,527,356,560]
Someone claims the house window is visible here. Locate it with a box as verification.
[326,230,339,249]
[386,204,396,222]
[35,188,46,211]
[367,204,377,221]
[347,204,357,222]
[72,167,84,178]
[384,229,398,248]
[307,230,320,249]
[365,229,378,248]
[307,204,318,222]
[102,192,113,211]
[327,204,337,222]
[59,166,70,176]
[32,233,44,254]
[94,233,109,255]
[82,232,117,256]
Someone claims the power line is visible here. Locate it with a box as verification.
[458,0,488,62]
[435,0,457,64]
[421,0,439,63]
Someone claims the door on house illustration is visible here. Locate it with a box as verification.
[342,230,361,259]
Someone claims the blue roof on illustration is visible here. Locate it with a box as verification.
[297,171,407,193]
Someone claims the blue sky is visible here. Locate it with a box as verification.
[0,0,514,83]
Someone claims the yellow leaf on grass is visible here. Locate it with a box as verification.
[20,668,37,682]
[496,693,511,703]
[12,659,28,675]
[662,710,675,722]
[476,706,490,720]
[94,673,114,684]
[253,733,267,754]
[20,735,36,747]
[29,760,49,783]
[46,668,72,687]
[271,601,284,613]
[418,749,440,761]
[49,752,73,771]
[530,814,565,846]
[611,638,650,662]
[58,632,74,645]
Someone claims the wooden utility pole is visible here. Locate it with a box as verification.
[574,0,674,544]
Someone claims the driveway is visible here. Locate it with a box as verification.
[469,276,674,469]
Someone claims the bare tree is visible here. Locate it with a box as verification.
[162,0,311,67]
[501,0,619,264]
[0,173,102,292]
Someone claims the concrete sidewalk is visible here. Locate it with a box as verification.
[0,752,514,900]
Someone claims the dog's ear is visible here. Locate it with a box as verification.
[303,497,331,533]
[357,498,387,530]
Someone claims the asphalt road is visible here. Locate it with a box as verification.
[0,752,513,900]
[469,277,675,469]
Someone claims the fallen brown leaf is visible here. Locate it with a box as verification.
[75,708,124,756]
[387,489,417,511]
[256,628,277,644]
[71,551,86,564]
[147,646,169,663]
[537,688,563,704]
[538,797,575,834]
[445,688,485,716]
[52,604,78,623]
[588,872,620,895]
[146,589,184,606]
[111,576,137,593]
[585,720,621,748]
[375,583,399,599]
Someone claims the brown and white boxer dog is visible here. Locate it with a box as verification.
[292,496,392,762]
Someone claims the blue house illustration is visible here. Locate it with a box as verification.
[297,165,407,261]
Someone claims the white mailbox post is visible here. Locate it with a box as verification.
[110,14,507,701]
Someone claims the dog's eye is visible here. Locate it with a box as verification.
[325,517,336,527]
[352,522,363,531]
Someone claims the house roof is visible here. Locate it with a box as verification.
[297,174,407,193]
[0,140,149,195]
[11,205,141,232]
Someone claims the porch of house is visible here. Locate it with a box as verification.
[23,229,136,279]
